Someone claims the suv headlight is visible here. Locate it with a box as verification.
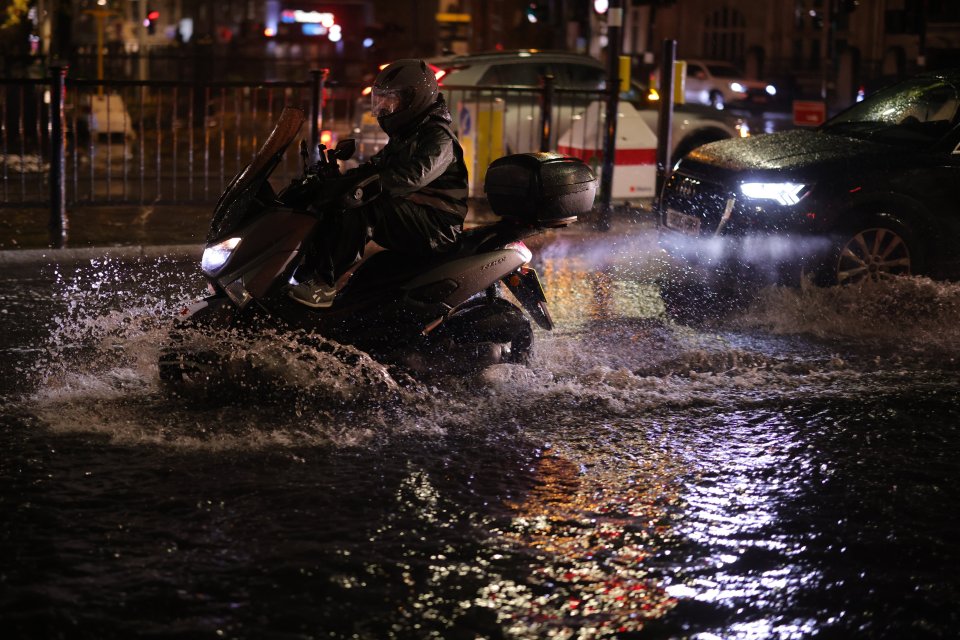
[201,237,241,273]
[740,182,808,206]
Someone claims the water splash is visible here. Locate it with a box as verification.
[24,256,435,449]
[19,255,960,453]
[734,276,960,358]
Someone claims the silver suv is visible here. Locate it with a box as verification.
[436,50,608,90]
[680,59,777,111]
[352,51,745,187]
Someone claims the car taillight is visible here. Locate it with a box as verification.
[364,63,446,93]
[429,64,447,85]
[506,241,532,264]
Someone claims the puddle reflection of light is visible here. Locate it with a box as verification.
[476,448,682,636]
[667,412,824,636]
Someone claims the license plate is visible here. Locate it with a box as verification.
[666,209,702,235]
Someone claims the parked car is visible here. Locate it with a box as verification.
[678,59,777,111]
[352,51,747,192]
[557,98,746,202]
[352,51,612,158]
[657,69,960,317]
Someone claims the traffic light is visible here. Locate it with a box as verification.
[525,2,542,24]
[145,9,159,35]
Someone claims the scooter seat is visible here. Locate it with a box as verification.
[338,221,524,301]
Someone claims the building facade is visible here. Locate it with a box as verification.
[642,0,960,107]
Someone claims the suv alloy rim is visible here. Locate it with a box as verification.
[836,227,912,284]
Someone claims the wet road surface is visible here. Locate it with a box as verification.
[1,227,959,639]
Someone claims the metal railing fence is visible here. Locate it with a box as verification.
[1,70,365,209]
[1,68,618,245]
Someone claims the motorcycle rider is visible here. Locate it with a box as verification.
[289,59,469,308]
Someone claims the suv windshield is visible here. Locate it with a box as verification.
[822,76,960,145]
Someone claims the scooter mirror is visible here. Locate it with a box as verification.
[332,139,356,161]
[299,140,309,175]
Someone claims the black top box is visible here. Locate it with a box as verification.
[484,152,597,227]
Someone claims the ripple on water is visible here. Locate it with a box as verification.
[4,256,960,638]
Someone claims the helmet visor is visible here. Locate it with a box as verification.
[371,88,405,118]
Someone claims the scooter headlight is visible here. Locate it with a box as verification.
[201,237,241,273]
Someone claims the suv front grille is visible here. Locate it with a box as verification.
[661,173,735,235]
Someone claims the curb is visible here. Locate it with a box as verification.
[0,244,202,265]
[0,214,655,266]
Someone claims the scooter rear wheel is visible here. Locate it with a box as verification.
[435,297,534,365]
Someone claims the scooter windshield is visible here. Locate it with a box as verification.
[208,107,306,242]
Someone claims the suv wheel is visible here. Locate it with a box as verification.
[709,90,725,110]
[819,214,919,285]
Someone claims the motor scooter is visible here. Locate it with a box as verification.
[158,107,597,382]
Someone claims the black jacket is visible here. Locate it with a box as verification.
[364,95,469,219]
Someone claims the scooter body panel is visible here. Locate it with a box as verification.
[206,208,317,301]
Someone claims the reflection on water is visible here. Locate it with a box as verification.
[1,248,959,638]
[485,447,680,637]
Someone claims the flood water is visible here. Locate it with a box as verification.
[1,228,959,639]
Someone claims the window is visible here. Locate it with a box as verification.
[563,64,606,90]
[479,63,549,86]
[793,0,826,71]
[702,6,746,62]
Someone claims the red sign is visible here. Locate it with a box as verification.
[793,100,827,127]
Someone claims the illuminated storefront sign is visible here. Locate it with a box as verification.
[271,9,339,38]
[265,2,356,43]
[280,10,335,26]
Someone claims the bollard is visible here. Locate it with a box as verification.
[539,74,555,153]
[310,68,329,162]
[596,0,624,232]
[49,64,68,249]
[655,39,677,205]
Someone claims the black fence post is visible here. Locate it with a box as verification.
[49,64,68,248]
[655,39,676,204]
[539,73,555,152]
[310,68,328,161]
[597,0,624,232]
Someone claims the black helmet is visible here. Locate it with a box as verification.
[371,59,439,135]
